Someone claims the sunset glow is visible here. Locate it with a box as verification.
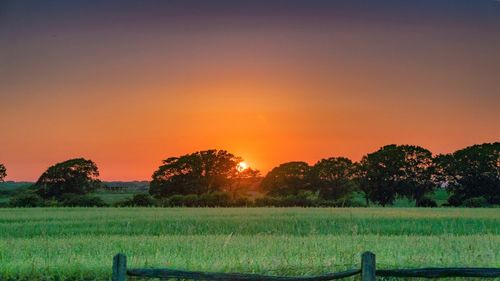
[1,0,500,181]
[237,162,249,172]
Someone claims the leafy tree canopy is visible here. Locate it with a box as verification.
[357,144,435,206]
[435,142,500,205]
[0,163,6,182]
[150,149,243,198]
[261,161,312,196]
[35,158,101,199]
[310,157,356,200]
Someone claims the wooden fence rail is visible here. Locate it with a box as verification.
[112,252,500,281]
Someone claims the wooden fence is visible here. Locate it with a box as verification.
[112,252,500,281]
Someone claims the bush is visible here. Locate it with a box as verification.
[447,195,463,207]
[254,197,278,207]
[463,197,489,208]
[168,195,186,206]
[252,193,365,208]
[164,194,200,207]
[199,192,231,207]
[163,193,234,207]
[9,192,44,207]
[114,194,156,207]
[336,199,367,207]
[44,199,60,207]
[182,194,199,207]
[254,194,315,207]
[416,197,438,207]
[198,193,217,207]
[280,194,314,207]
[231,197,252,207]
[58,194,108,207]
[157,197,171,207]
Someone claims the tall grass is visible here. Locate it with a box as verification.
[0,208,498,280]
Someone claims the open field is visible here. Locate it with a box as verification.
[0,208,499,281]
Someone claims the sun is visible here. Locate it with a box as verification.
[236,161,249,172]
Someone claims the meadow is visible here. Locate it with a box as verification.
[0,208,498,281]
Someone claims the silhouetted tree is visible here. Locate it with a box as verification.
[0,164,6,182]
[357,145,435,206]
[435,142,500,205]
[150,149,242,198]
[310,157,356,201]
[35,158,101,199]
[261,161,312,196]
[226,167,260,199]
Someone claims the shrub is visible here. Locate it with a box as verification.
[131,193,156,206]
[59,194,108,207]
[198,193,217,207]
[183,194,200,207]
[203,192,231,207]
[164,194,201,207]
[115,194,156,207]
[255,194,316,207]
[463,197,489,208]
[9,192,44,207]
[231,197,252,207]
[416,197,438,207]
[168,195,186,206]
[447,195,463,207]
[252,193,364,207]
[44,199,60,207]
[342,200,367,207]
[157,198,171,207]
[280,195,312,207]
[254,197,278,207]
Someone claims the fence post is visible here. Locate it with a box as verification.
[112,253,127,281]
[361,251,376,281]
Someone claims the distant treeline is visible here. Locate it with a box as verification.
[102,181,149,191]
[1,142,499,208]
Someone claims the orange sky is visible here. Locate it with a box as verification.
[1,0,500,181]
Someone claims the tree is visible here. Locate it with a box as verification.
[0,163,6,182]
[150,149,242,198]
[226,167,260,199]
[261,161,312,196]
[310,157,356,201]
[35,158,101,199]
[435,142,500,205]
[357,145,435,206]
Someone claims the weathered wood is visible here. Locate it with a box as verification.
[126,268,361,281]
[117,251,500,280]
[361,252,376,281]
[112,253,127,281]
[377,268,500,278]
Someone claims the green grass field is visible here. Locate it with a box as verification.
[0,208,498,281]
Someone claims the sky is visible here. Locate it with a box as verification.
[1,0,500,181]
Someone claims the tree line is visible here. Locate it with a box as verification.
[1,142,499,207]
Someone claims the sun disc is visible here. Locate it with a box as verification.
[237,161,248,172]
